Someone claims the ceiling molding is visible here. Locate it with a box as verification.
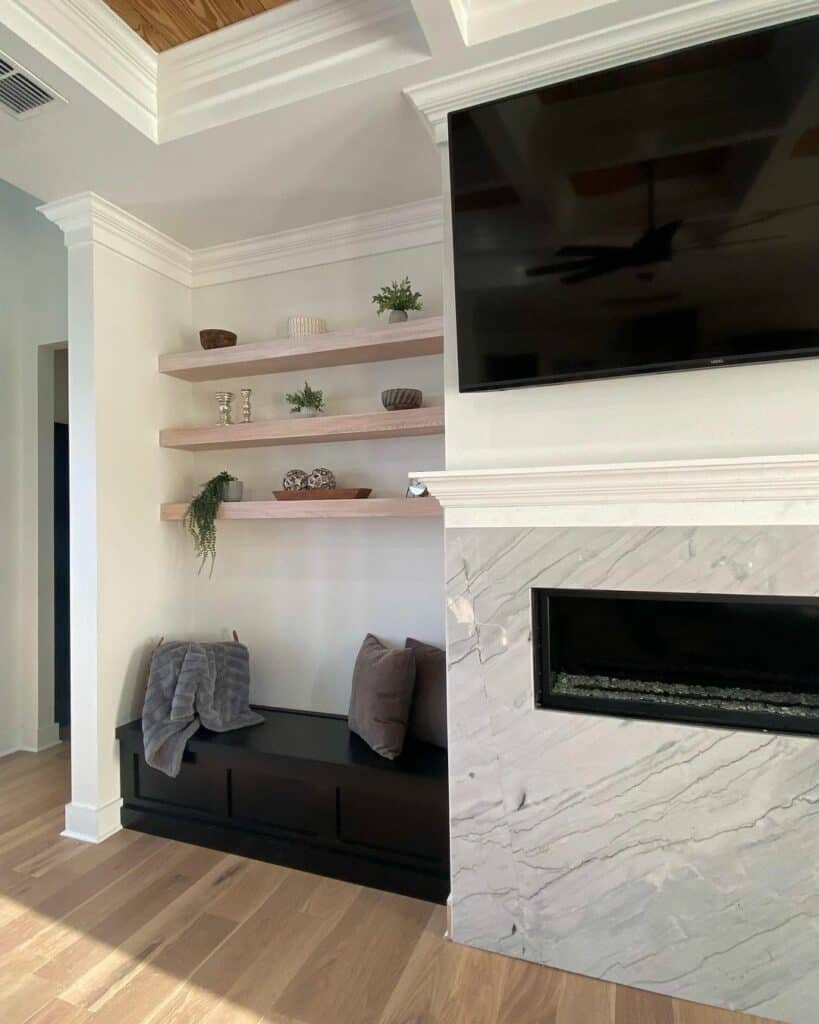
[162,0,405,93]
[405,0,819,143]
[38,192,443,288]
[39,192,193,286]
[1,0,430,143]
[0,0,158,139]
[158,0,430,141]
[412,455,819,527]
[192,196,444,287]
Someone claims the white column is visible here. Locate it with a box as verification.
[40,194,195,842]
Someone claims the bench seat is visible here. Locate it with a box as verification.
[116,707,449,903]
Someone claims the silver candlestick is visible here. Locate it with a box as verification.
[215,391,234,426]
[241,388,252,423]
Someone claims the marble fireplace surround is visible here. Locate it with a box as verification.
[416,455,819,1024]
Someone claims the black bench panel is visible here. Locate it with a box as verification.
[230,760,337,838]
[132,750,228,818]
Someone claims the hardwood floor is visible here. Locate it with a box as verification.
[0,746,774,1024]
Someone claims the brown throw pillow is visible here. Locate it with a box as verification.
[406,638,447,749]
[348,634,416,760]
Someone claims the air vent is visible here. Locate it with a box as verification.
[0,50,62,119]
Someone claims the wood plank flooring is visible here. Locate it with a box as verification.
[0,746,775,1024]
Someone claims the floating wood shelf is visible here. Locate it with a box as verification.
[161,498,442,520]
[158,316,444,382]
[160,406,444,451]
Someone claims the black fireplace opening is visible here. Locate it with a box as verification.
[533,589,819,736]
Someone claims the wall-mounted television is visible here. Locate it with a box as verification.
[448,18,819,393]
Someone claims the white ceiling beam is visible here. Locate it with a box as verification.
[409,0,467,55]
[405,0,819,143]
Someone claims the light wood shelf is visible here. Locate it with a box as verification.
[158,316,444,382]
[161,498,442,520]
[160,406,444,451]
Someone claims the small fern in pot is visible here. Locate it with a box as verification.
[372,276,423,323]
[185,471,237,576]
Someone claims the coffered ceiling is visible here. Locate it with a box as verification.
[0,0,813,250]
[102,0,297,51]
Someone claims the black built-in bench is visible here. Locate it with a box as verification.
[116,707,449,903]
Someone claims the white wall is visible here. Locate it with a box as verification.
[189,246,445,712]
[0,179,67,755]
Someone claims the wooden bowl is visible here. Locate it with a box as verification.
[273,488,372,501]
[381,388,422,411]
[200,329,237,350]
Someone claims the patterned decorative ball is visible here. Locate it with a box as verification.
[282,468,309,491]
[307,467,336,490]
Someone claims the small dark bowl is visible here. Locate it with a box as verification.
[382,388,422,411]
[200,329,237,350]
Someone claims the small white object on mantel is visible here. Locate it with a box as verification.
[410,453,819,528]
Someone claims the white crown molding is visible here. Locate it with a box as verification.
[162,0,405,93]
[158,0,430,142]
[39,193,193,286]
[192,196,444,287]
[412,455,819,527]
[405,0,819,142]
[0,0,428,143]
[38,192,442,288]
[0,0,158,139]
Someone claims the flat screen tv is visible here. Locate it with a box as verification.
[448,19,819,392]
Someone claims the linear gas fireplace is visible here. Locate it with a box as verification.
[533,589,819,736]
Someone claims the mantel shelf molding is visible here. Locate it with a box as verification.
[411,455,819,528]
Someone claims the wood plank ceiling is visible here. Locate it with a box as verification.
[102,0,298,52]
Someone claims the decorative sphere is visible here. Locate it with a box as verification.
[307,467,336,490]
[282,468,309,491]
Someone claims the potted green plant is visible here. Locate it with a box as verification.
[372,276,423,323]
[184,470,240,576]
[285,380,325,416]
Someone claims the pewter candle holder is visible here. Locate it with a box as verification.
[215,391,234,426]
[241,388,252,424]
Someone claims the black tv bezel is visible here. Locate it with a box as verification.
[531,587,819,739]
[453,343,819,394]
[445,26,819,395]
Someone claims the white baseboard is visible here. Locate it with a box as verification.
[62,797,123,843]
[20,722,62,753]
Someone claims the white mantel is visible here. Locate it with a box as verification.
[413,453,819,528]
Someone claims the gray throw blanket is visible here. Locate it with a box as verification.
[142,640,263,777]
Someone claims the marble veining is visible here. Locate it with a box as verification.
[447,526,819,1023]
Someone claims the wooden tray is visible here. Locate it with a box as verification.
[273,488,372,501]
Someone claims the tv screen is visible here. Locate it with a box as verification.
[449,19,819,392]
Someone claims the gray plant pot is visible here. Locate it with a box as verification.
[388,309,409,324]
[222,479,244,502]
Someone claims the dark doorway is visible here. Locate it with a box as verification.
[54,422,70,728]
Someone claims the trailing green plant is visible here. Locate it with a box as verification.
[285,380,325,414]
[184,470,236,576]
[372,276,423,316]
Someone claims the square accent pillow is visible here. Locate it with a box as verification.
[406,638,447,749]
[348,634,416,760]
